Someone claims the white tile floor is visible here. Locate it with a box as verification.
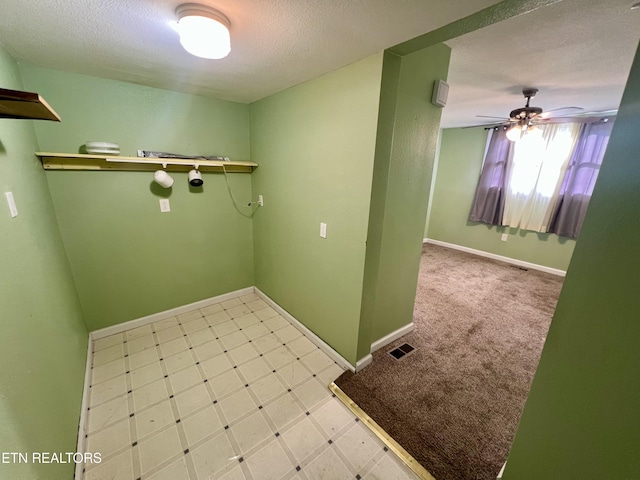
[83,292,419,480]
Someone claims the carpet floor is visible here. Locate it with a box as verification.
[335,243,564,480]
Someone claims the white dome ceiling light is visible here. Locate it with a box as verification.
[175,3,231,60]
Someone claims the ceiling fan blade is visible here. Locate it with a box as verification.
[539,106,583,119]
[462,121,507,129]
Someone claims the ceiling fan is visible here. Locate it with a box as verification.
[477,88,583,141]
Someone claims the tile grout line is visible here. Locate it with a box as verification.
[173,314,202,480]
[123,337,142,480]
[84,338,128,475]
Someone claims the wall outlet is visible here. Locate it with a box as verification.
[320,222,327,238]
[501,233,508,241]
[159,198,171,213]
[258,194,264,207]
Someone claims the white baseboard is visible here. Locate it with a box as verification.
[254,287,354,373]
[90,287,255,340]
[75,333,93,480]
[497,460,507,478]
[353,322,413,373]
[371,323,414,353]
[355,354,373,372]
[424,238,566,277]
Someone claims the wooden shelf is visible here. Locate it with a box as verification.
[36,153,258,173]
[0,88,61,121]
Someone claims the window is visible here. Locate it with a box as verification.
[469,119,614,238]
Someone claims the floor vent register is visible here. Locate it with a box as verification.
[388,343,416,360]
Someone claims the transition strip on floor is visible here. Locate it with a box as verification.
[329,382,436,480]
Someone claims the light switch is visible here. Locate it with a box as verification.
[5,192,18,218]
[501,233,508,241]
[159,198,171,212]
[320,222,327,238]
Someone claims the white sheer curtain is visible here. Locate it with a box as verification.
[502,123,581,232]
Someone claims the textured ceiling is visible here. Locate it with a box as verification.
[442,0,640,127]
[0,0,499,103]
[1,1,638,127]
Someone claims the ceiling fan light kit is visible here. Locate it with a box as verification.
[504,88,538,141]
[506,124,523,141]
[477,88,585,142]
[508,88,542,120]
[176,3,231,59]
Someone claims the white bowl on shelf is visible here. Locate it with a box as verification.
[85,141,120,155]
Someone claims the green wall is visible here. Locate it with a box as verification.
[427,126,576,271]
[502,40,640,478]
[0,47,88,479]
[358,44,451,358]
[250,53,384,365]
[19,65,254,330]
[19,64,250,158]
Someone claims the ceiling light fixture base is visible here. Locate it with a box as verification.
[509,88,543,121]
[175,3,230,29]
